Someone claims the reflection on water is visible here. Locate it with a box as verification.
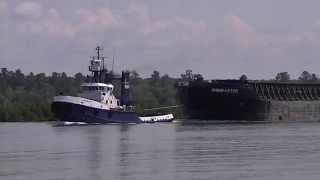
[1,121,320,180]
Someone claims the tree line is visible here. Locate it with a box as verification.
[274,71,319,82]
[239,71,320,82]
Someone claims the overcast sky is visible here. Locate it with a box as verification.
[1,0,320,79]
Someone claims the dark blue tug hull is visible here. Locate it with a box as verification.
[52,102,142,124]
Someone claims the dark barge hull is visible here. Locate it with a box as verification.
[177,80,320,121]
[51,102,142,124]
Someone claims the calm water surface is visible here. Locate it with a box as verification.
[1,121,320,180]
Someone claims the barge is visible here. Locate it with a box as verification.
[177,76,320,121]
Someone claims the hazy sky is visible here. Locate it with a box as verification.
[1,0,320,79]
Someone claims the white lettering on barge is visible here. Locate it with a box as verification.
[211,88,239,94]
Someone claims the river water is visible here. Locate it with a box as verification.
[1,121,320,180]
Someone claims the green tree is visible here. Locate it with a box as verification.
[275,72,290,82]
[239,74,248,81]
[311,73,318,81]
[299,71,313,81]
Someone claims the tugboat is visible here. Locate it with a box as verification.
[51,46,174,124]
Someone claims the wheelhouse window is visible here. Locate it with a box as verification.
[81,85,113,92]
[82,86,105,91]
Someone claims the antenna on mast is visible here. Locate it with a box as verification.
[112,55,115,72]
[112,47,117,73]
[102,57,105,70]
[96,46,103,59]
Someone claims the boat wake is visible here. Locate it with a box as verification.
[53,121,91,126]
[139,114,174,123]
[52,114,174,126]
[52,121,141,126]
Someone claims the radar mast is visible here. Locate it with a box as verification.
[89,46,106,83]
